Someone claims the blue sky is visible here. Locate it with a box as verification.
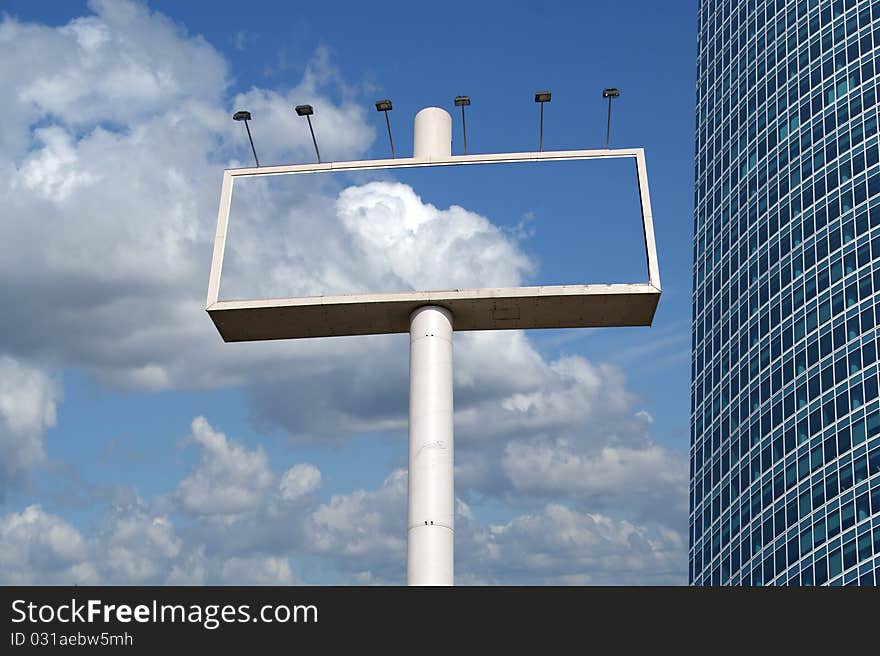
[0,0,697,584]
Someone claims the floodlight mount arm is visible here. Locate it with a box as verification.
[603,88,620,149]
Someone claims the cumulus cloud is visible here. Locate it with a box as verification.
[501,440,688,524]
[306,469,407,580]
[0,504,187,584]
[0,0,227,158]
[221,178,533,301]
[216,555,296,585]
[451,349,687,526]
[0,356,59,496]
[98,509,182,583]
[336,181,533,292]
[459,503,686,585]
[175,416,274,518]
[0,506,95,584]
[0,0,378,391]
[0,414,685,584]
[280,464,322,501]
[0,493,296,585]
[456,355,632,441]
[0,417,319,584]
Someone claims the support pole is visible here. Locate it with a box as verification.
[407,306,454,586]
[413,107,452,160]
[407,108,454,586]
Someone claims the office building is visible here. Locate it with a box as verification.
[691,0,880,585]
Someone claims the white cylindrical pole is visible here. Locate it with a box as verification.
[407,305,454,586]
[413,107,452,159]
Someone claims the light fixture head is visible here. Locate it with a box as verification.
[232,110,252,121]
[295,104,314,116]
[375,99,393,112]
[454,95,471,107]
[603,88,620,98]
[534,91,551,103]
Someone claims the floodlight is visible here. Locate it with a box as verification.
[375,99,395,157]
[294,104,321,162]
[232,110,259,167]
[534,91,552,103]
[454,95,470,154]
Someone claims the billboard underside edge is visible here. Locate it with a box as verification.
[207,284,660,341]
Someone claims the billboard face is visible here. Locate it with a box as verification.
[206,149,660,341]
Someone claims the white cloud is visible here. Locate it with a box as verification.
[307,469,407,568]
[455,355,633,442]
[17,127,98,202]
[0,502,290,585]
[279,463,322,501]
[459,503,686,585]
[0,356,59,496]
[451,349,687,525]
[219,176,533,301]
[175,416,274,518]
[98,509,182,583]
[0,505,95,584]
[217,555,296,585]
[0,0,378,392]
[0,414,686,584]
[298,470,685,585]
[501,440,688,524]
[336,181,534,292]
[0,0,226,159]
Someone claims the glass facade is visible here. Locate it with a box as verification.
[691,0,880,585]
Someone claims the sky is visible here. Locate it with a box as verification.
[0,0,697,585]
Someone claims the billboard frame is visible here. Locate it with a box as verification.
[206,147,661,341]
